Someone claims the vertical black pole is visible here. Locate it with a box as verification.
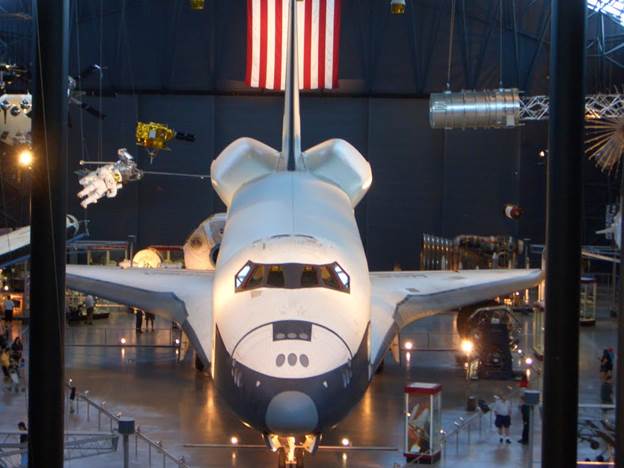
[28,0,69,466]
[542,1,585,467]
[617,177,624,465]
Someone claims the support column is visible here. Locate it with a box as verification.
[28,0,69,466]
[616,173,624,464]
[541,1,585,467]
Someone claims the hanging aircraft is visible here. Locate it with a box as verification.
[65,1,542,465]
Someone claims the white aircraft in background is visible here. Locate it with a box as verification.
[66,1,541,465]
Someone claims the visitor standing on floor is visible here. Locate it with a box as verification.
[0,347,9,380]
[18,421,27,467]
[601,373,613,404]
[84,294,95,325]
[494,395,512,444]
[145,312,155,331]
[135,308,143,334]
[10,336,23,361]
[518,396,530,445]
[0,320,6,348]
[3,296,14,322]
[600,349,613,380]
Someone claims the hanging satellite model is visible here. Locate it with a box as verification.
[77,148,209,208]
[67,64,107,121]
[0,64,105,146]
[584,117,624,173]
[135,121,195,161]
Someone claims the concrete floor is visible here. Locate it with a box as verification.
[0,306,617,467]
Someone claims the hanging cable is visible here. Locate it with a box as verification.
[446,0,456,90]
[74,0,90,166]
[98,0,103,162]
[499,0,504,88]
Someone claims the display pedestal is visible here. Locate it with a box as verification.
[404,382,442,464]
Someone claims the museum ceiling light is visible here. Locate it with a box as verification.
[588,0,624,25]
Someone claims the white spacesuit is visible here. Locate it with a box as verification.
[77,148,143,208]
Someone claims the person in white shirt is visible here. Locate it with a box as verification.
[3,296,15,322]
[494,395,512,444]
[84,295,95,325]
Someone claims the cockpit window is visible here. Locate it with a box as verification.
[234,262,350,293]
[319,265,340,290]
[267,265,285,287]
[247,264,265,289]
[300,266,318,288]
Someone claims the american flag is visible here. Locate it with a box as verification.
[246,0,342,90]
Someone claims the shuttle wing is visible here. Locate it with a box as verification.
[369,269,543,369]
[66,265,214,366]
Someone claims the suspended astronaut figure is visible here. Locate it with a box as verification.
[77,148,143,208]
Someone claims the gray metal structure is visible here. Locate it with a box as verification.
[430,89,624,129]
[429,88,521,129]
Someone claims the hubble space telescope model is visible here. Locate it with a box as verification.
[65,1,542,465]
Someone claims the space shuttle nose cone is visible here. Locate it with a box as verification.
[265,391,318,434]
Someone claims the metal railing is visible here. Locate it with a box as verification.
[0,431,119,465]
[134,428,190,468]
[401,332,460,351]
[66,384,190,467]
[65,327,182,348]
[440,364,542,459]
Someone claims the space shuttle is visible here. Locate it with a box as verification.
[66,0,542,464]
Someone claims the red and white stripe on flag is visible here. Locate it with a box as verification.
[246,0,342,90]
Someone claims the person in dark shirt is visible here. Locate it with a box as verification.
[18,421,27,466]
[601,374,613,404]
[10,337,23,360]
[600,349,613,379]
[518,397,530,445]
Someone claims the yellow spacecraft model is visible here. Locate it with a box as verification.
[135,121,195,160]
[189,0,205,10]
[135,121,176,155]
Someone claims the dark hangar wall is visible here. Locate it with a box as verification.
[61,0,619,270]
[68,94,543,271]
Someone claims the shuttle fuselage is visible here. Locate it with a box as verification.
[212,171,372,435]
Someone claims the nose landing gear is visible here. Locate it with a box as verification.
[277,446,304,468]
[267,434,319,467]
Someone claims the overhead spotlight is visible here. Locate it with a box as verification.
[404,341,413,350]
[120,337,127,345]
[391,0,406,14]
[17,148,33,168]
[538,149,548,158]
[525,357,533,366]
[189,0,204,10]
[230,436,239,445]
[341,437,350,447]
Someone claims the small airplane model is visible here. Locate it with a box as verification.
[65,1,542,465]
